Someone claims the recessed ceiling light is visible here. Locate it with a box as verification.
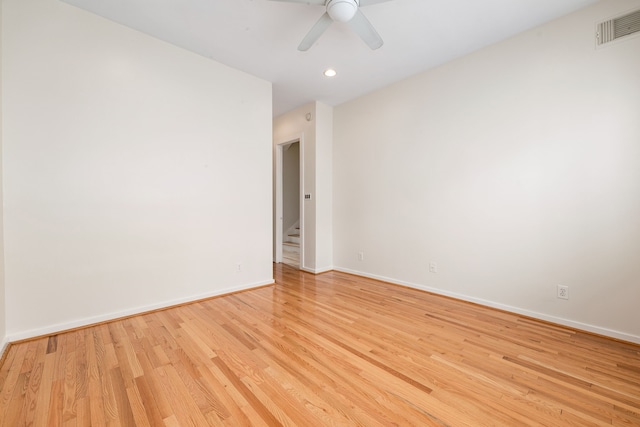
[323,68,337,77]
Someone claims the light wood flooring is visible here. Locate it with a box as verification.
[1,264,639,426]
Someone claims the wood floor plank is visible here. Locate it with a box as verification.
[47,379,65,426]
[0,346,17,392]
[158,364,212,426]
[133,373,167,425]
[0,372,28,427]
[33,351,56,427]
[85,329,107,427]
[0,344,28,424]
[63,349,78,424]
[1,264,639,425]
[22,343,47,426]
[74,396,90,426]
[124,382,152,427]
[110,367,136,426]
[196,363,253,425]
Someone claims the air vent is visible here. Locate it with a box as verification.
[597,9,640,46]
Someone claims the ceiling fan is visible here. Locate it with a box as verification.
[270,0,392,51]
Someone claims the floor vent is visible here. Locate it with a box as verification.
[597,9,640,46]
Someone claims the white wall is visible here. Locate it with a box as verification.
[333,0,640,343]
[2,0,273,340]
[274,103,316,271]
[0,0,6,354]
[315,102,333,272]
[273,101,333,273]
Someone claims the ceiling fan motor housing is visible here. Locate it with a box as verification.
[327,0,359,22]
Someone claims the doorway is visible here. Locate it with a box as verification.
[275,138,303,269]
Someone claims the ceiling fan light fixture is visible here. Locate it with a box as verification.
[271,0,386,51]
[327,0,358,23]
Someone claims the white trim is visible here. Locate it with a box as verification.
[274,133,304,269]
[5,279,274,343]
[300,265,333,275]
[298,137,305,271]
[334,266,640,345]
[274,144,284,264]
[0,337,9,361]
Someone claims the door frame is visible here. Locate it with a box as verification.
[274,134,304,268]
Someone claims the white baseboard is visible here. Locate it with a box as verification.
[333,266,640,345]
[300,265,333,275]
[5,279,275,343]
[0,336,9,361]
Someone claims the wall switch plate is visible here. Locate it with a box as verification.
[357,252,364,261]
[557,285,569,300]
[429,262,438,273]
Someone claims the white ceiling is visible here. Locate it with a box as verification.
[61,0,599,116]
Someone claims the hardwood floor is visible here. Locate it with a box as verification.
[1,264,639,426]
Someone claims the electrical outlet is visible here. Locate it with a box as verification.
[429,262,438,273]
[557,285,569,300]
[357,252,364,261]
[236,263,242,272]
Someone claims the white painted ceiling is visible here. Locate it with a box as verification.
[62,0,599,116]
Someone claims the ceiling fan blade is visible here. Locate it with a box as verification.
[359,0,393,6]
[298,12,333,51]
[348,9,383,50]
[267,0,326,5]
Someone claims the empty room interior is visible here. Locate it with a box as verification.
[1,0,639,425]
